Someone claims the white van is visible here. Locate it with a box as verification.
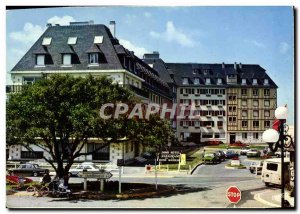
[261,158,290,187]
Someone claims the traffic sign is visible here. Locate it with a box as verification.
[226,186,241,204]
[78,171,113,179]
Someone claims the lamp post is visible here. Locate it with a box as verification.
[262,106,294,208]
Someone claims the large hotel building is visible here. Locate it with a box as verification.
[7,21,277,162]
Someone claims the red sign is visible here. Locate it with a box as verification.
[226,186,241,204]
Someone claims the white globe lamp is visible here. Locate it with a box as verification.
[275,106,288,120]
[262,129,279,143]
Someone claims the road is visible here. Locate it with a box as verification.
[7,155,276,208]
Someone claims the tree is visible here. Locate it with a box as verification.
[6,74,174,180]
[6,74,135,179]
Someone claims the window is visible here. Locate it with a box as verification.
[253,89,258,96]
[253,133,259,139]
[253,110,259,117]
[182,78,188,85]
[192,69,197,74]
[62,54,71,65]
[217,78,222,84]
[253,121,259,128]
[242,110,247,117]
[266,163,278,171]
[217,121,223,128]
[264,89,270,96]
[23,77,41,85]
[67,37,77,45]
[253,100,259,107]
[264,100,270,107]
[202,134,213,138]
[36,55,45,66]
[215,134,220,138]
[94,36,104,44]
[42,37,52,46]
[89,53,99,64]
[264,79,269,85]
[194,121,200,127]
[264,121,270,128]
[242,121,248,128]
[205,78,211,85]
[253,79,258,85]
[242,78,247,85]
[264,110,270,117]
[242,133,247,139]
[242,100,247,106]
[228,74,235,79]
[229,117,236,123]
[194,78,200,85]
[241,89,247,95]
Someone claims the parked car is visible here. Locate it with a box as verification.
[216,150,226,161]
[69,162,100,177]
[249,161,263,174]
[8,163,48,177]
[261,158,290,187]
[203,153,220,164]
[246,149,261,158]
[240,147,250,155]
[225,150,239,159]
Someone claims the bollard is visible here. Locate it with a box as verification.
[84,177,87,191]
[100,179,104,192]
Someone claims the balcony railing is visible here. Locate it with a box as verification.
[6,85,26,93]
[123,84,149,99]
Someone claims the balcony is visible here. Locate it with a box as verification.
[6,85,26,93]
[124,84,149,99]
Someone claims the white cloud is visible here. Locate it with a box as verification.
[279,42,290,54]
[47,15,75,26]
[124,14,137,24]
[150,21,194,47]
[244,39,265,48]
[9,22,45,45]
[119,39,148,58]
[144,12,152,18]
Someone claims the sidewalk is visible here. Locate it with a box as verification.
[254,188,294,207]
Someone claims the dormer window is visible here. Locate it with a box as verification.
[217,78,222,85]
[192,69,197,75]
[89,53,99,64]
[42,37,52,46]
[253,79,258,85]
[62,54,71,66]
[94,36,103,44]
[264,79,269,85]
[242,78,247,85]
[205,78,211,85]
[182,78,188,85]
[67,37,77,45]
[36,55,45,66]
[203,69,210,75]
[194,78,200,85]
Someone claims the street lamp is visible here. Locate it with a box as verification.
[262,106,294,208]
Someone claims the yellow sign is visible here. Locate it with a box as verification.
[180,154,186,165]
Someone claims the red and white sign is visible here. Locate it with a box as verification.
[226,186,241,204]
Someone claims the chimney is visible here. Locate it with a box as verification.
[46,23,52,27]
[109,21,116,38]
[239,62,242,69]
[234,62,237,70]
[222,62,225,69]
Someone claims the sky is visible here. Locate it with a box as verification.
[6,6,294,124]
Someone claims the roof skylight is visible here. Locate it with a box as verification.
[42,37,52,46]
[94,36,103,44]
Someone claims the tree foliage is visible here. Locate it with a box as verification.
[6,74,174,178]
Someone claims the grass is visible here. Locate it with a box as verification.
[158,148,203,171]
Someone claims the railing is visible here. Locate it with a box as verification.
[6,85,25,93]
[124,84,149,99]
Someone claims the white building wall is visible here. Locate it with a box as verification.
[235,132,263,144]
